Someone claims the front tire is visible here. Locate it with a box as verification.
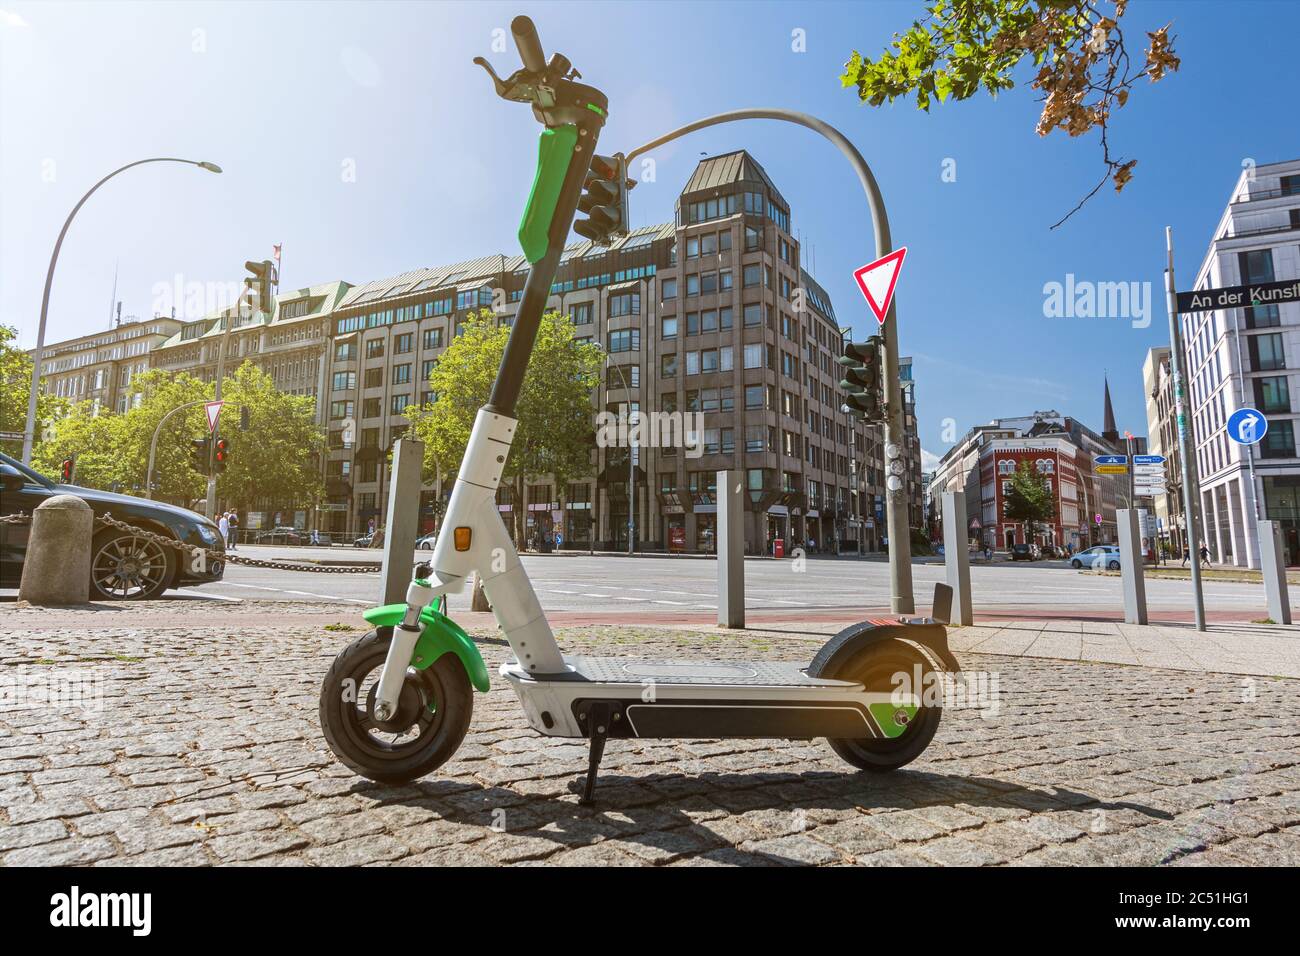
[1108,559,1120,570]
[825,638,941,773]
[319,627,472,785]
[89,527,175,600]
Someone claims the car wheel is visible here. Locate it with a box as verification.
[90,527,175,600]
[1108,560,1120,571]
[1071,559,1081,569]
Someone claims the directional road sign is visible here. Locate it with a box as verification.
[1227,407,1268,446]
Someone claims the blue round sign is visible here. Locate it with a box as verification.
[1227,407,1268,445]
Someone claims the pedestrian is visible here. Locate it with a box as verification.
[808,536,816,554]
[1199,545,1210,566]
[227,510,239,550]
[1181,546,1189,567]
[218,511,230,550]
[311,528,321,546]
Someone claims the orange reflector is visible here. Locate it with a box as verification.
[454,527,472,551]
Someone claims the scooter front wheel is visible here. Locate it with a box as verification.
[319,627,472,785]
[826,638,941,773]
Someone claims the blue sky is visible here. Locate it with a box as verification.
[3,0,1298,466]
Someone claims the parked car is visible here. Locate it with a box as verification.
[354,532,377,548]
[0,451,225,600]
[415,533,438,550]
[1071,545,1121,570]
[255,526,303,545]
[1010,544,1035,561]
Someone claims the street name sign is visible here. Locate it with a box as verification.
[1133,454,1166,465]
[1094,453,1128,476]
[1227,407,1268,445]
[1176,278,1300,315]
[853,247,907,325]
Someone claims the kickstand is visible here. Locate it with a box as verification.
[579,701,615,806]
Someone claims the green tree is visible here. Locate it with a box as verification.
[1003,459,1056,545]
[841,0,1180,227]
[31,401,123,490]
[116,368,212,501]
[215,361,325,511]
[0,324,67,458]
[407,309,604,547]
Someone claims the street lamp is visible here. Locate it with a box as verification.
[21,157,223,464]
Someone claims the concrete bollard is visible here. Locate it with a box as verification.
[18,494,93,605]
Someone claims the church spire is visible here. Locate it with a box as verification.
[1102,376,1119,445]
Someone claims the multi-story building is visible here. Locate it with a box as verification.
[319,151,919,551]
[930,403,1122,551]
[1181,158,1300,567]
[1142,346,1189,555]
[33,316,185,416]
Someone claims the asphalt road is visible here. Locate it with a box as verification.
[173,544,1285,619]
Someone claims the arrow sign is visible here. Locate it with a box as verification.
[1094,455,1128,465]
[205,401,224,434]
[1227,407,1267,445]
[853,247,907,325]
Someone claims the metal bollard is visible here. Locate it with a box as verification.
[18,494,93,605]
[942,491,974,626]
[1117,508,1148,625]
[1258,520,1292,625]
[717,469,744,628]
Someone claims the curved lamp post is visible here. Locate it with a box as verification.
[627,110,914,612]
[21,157,223,464]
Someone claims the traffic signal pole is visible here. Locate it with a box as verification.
[627,108,914,612]
[145,399,208,500]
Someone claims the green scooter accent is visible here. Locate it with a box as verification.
[362,603,491,693]
[867,701,920,739]
[517,123,578,263]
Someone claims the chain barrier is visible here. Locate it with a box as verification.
[1,511,379,574]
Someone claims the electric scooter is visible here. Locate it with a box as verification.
[318,16,961,804]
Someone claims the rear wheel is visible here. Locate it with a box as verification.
[825,638,941,773]
[89,528,175,600]
[319,627,472,785]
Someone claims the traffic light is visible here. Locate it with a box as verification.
[191,437,211,476]
[239,405,250,431]
[573,152,630,245]
[214,435,231,472]
[837,336,885,422]
[60,455,76,484]
[243,259,274,314]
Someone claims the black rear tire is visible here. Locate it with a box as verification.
[319,627,472,785]
[825,638,941,773]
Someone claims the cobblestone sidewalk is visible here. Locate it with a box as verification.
[1,603,1298,866]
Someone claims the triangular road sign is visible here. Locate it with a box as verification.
[853,247,908,325]
[205,401,224,434]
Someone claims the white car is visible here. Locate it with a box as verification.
[1071,545,1121,570]
[415,533,438,550]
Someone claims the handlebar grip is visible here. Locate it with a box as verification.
[511,15,546,73]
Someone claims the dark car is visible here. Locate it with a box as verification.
[0,452,225,600]
[1010,543,1035,561]
[256,526,303,545]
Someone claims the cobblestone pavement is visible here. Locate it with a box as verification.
[2,602,1298,866]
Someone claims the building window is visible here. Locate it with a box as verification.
[743,303,762,327]
[1250,333,1285,371]
[660,353,678,377]
[743,344,763,369]
[332,371,355,391]
[661,316,678,339]
[422,359,436,380]
[363,397,382,418]
[745,383,765,408]
[609,292,641,317]
[364,367,383,388]
[365,339,385,359]
[335,342,356,361]
[661,279,677,300]
[571,301,593,325]
[1261,419,1295,459]
[391,394,412,415]
[1255,376,1290,413]
[422,328,443,350]
[607,365,639,389]
[743,264,761,288]
[392,364,411,385]
[607,328,640,353]
[394,333,413,354]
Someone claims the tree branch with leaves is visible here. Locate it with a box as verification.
[841,0,1180,227]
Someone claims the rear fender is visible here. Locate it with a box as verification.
[807,619,962,678]
[361,604,490,693]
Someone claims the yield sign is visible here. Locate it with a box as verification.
[205,401,224,434]
[853,247,908,325]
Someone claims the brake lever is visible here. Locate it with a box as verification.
[473,55,577,109]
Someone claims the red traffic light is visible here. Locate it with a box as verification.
[60,457,74,482]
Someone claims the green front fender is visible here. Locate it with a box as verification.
[361,604,491,693]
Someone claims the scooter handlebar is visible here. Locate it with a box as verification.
[511,15,546,73]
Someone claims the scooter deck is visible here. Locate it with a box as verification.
[566,656,851,688]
